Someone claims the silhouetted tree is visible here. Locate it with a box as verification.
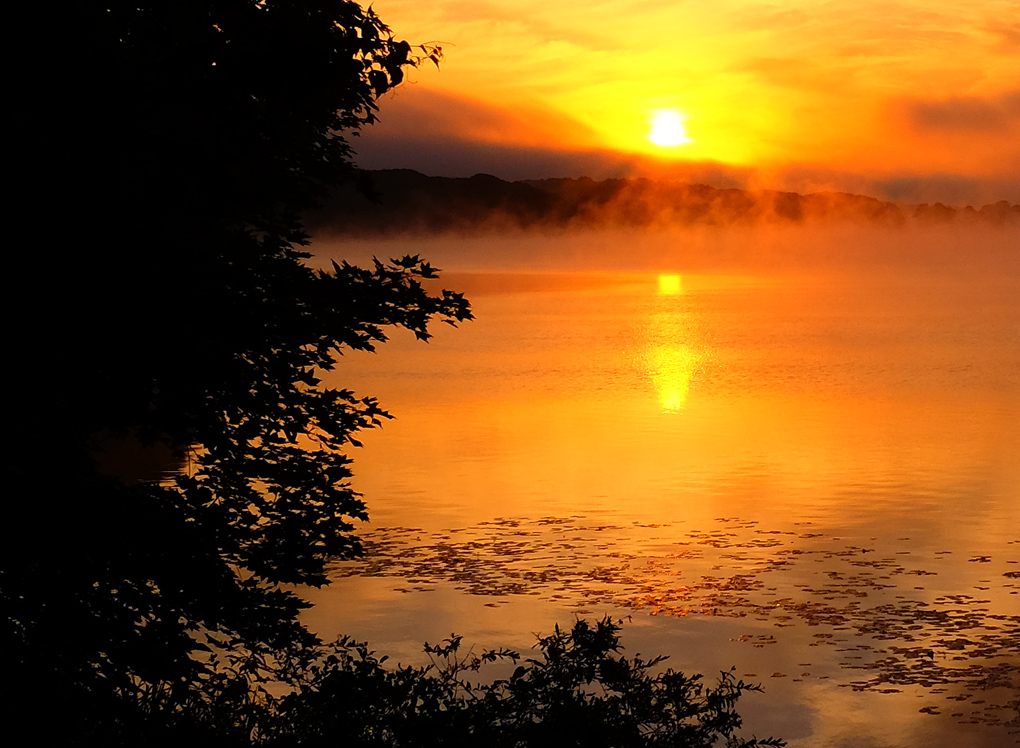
[268,618,785,747]
[4,5,784,747]
[4,1,465,742]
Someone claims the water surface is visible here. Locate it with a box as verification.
[305,230,1020,747]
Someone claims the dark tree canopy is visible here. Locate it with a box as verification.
[4,4,783,746]
[5,1,465,741]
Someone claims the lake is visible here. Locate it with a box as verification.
[305,227,1020,747]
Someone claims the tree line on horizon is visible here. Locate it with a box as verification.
[307,169,1020,236]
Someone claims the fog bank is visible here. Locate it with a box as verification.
[310,223,1020,281]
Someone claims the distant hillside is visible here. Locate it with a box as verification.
[306,170,1020,236]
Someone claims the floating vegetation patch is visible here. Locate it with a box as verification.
[330,516,1020,736]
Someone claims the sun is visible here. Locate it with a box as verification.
[648,109,692,147]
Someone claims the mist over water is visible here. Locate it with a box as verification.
[306,224,1020,747]
[310,223,1020,279]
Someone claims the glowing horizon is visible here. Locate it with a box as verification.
[356,0,1019,201]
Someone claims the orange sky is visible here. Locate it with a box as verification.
[352,0,1020,203]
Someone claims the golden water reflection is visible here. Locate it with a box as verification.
[657,273,683,295]
[647,274,703,413]
[648,344,702,413]
[312,269,1020,747]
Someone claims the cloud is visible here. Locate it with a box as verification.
[728,4,811,31]
[984,19,1020,50]
[365,87,599,148]
[352,85,1020,204]
[436,0,623,51]
[906,90,1020,133]
[353,88,760,184]
[352,88,633,179]
[355,134,636,182]
[738,56,837,93]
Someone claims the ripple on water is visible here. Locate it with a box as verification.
[329,515,1020,736]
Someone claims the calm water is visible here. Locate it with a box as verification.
[305,230,1020,747]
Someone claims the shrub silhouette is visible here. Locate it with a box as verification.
[275,618,785,747]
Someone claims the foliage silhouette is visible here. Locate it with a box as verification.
[5,0,465,742]
[129,618,784,747]
[5,4,783,747]
[269,617,785,747]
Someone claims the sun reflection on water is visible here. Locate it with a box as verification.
[650,345,702,412]
[647,275,703,413]
[657,274,683,295]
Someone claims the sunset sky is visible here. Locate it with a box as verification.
[354,0,1020,203]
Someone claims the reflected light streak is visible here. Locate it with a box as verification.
[650,344,701,413]
[646,276,703,413]
[658,274,683,295]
